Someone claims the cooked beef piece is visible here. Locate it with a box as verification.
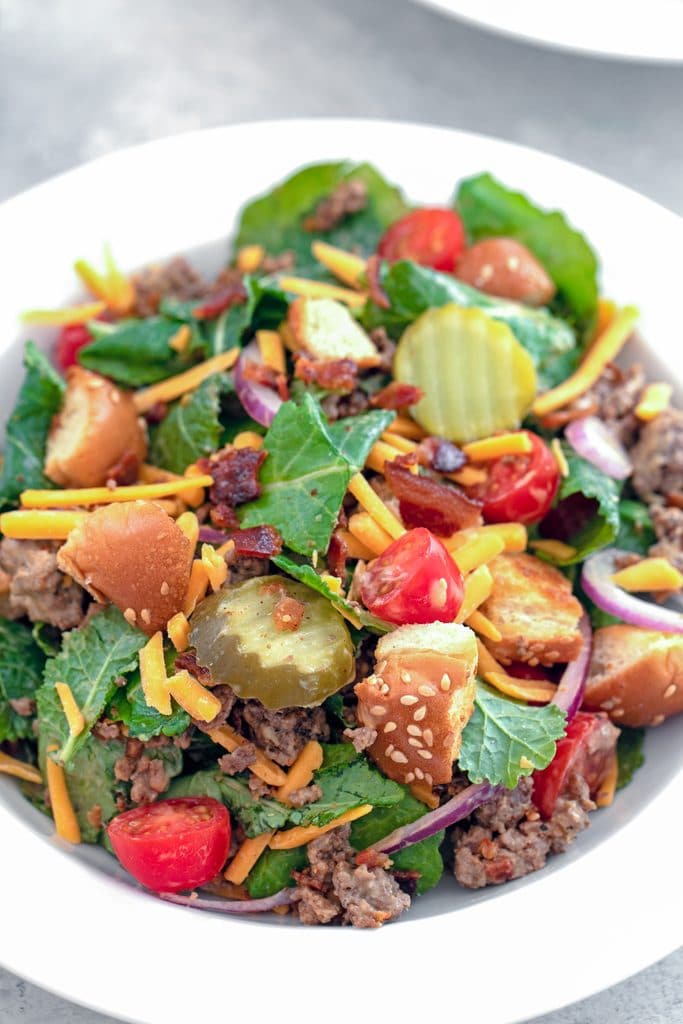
[369,327,396,374]
[303,180,368,233]
[218,744,256,775]
[631,409,683,503]
[452,774,593,889]
[113,737,174,806]
[0,538,84,629]
[287,783,323,807]
[343,725,378,753]
[293,825,410,928]
[650,505,683,572]
[248,774,274,799]
[261,251,296,274]
[93,719,125,742]
[554,363,645,446]
[238,702,330,767]
[228,557,271,585]
[321,389,370,422]
[130,256,208,317]
[9,697,35,717]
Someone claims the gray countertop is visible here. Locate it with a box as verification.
[0,0,682,1021]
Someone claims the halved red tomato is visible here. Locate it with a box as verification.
[377,209,466,272]
[107,797,230,892]
[467,431,559,525]
[56,322,93,371]
[532,712,617,819]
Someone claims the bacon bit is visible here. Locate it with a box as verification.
[192,281,247,320]
[326,532,348,579]
[144,401,169,425]
[666,492,683,510]
[174,651,213,687]
[230,525,283,559]
[204,447,267,507]
[210,503,241,530]
[370,381,424,410]
[416,436,467,473]
[273,594,306,632]
[485,857,515,884]
[384,460,482,535]
[355,847,391,870]
[105,450,140,487]
[294,356,358,393]
[366,254,390,309]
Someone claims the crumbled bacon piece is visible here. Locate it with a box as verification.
[105,450,140,487]
[370,381,424,410]
[203,447,267,507]
[295,357,358,393]
[384,460,482,535]
[326,532,348,579]
[417,436,467,474]
[230,525,283,559]
[210,502,241,529]
[273,594,306,632]
[193,281,247,320]
[241,360,289,401]
[366,254,390,310]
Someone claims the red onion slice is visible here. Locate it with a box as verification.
[552,613,591,721]
[198,526,229,545]
[234,341,283,428]
[159,888,295,914]
[582,548,683,633]
[565,416,632,480]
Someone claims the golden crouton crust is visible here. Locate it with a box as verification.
[479,552,584,666]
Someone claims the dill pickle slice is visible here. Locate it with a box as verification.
[189,576,355,710]
[393,303,537,443]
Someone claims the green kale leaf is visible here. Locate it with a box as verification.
[361,260,577,389]
[295,757,404,828]
[326,409,396,471]
[43,606,146,766]
[79,317,195,386]
[616,727,645,790]
[110,665,190,742]
[320,742,361,770]
[0,342,65,509]
[169,770,292,836]
[459,682,567,788]
[615,500,656,555]
[234,161,409,275]
[246,847,308,898]
[239,393,354,555]
[455,173,599,328]
[149,375,227,474]
[543,445,621,565]
[0,618,46,742]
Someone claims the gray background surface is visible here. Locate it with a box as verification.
[0,0,682,1021]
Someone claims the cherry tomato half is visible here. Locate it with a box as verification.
[360,527,464,625]
[468,431,560,525]
[377,209,466,272]
[107,797,230,893]
[55,322,94,372]
[532,712,616,819]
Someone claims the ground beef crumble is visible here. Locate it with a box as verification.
[631,408,683,504]
[113,737,173,805]
[287,783,323,807]
[218,744,256,775]
[0,538,85,629]
[130,256,208,317]
[303,179,368,232]
[343,725,378,753]
[236,702,330,767]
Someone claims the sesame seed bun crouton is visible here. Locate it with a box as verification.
[57,500,193,636]
[45,366,147,488]
[355,623,478,787]
[286,297,380,367]
[584,625,683,727]
[479,553,584,666]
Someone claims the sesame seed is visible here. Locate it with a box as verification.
[418,685,435,697]
[370,705,387,716]
[414,767,424,780]
[651,714,665,726]
[413,705,427,721]
[380,683,390,694]
[424,773,433,786]
[400,671,412,684]
[385,744,394,757]
[407,724,422,737]
[366,674,380,687]
[404,772,415,784]
[528,657,540,668]
[417,749,433,760]
[390,750,408,764]
[160,581,170,596]
[440,674,451,691]
[110,389,120,404]
[408,737,423,748]
[140,608,151,625]
[400,695,418,706]
[384,722,397,733]
[376,659,388,675]
[422,729,433,747]
[664,683,677,699]
[123,608,137,624]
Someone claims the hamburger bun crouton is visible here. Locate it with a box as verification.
[287,297,380,367]
[45,366,147,488]
[57,500,193,635]
[584,625,683,727]
[355,622,477,787]
[479,553,584,666]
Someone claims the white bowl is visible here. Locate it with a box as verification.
[1,120,682,1024]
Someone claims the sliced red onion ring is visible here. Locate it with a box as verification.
[565,416,632,480]
[198,526,229,545]
[364,781,500,857]
[159,888,295,914]
[582,547,683,633]
[234,341,283,427]
[552,612,592,721]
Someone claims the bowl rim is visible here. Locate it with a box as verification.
[0,117,682,1024]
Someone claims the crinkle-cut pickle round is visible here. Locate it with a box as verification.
[393,303,538,443]
[189,576,355,710]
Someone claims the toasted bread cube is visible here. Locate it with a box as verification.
[287,297,379,366]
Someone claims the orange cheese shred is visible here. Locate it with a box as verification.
[334,528,375,561]
[276,741,324,805]
[455,564,494,623]
[269,804,373,850]
[55,682,85,738]
[169,324,192,353]
[133,349,239,413]
[167,670,221,723]
[139,631,172,715]
[311,241,366,289]
[176,511,199,549]
[20,477,213,509]
[551,438,570,478]
[232,431,264,450]
[595,751,619,808]
[182,559,210,617]
[450,533,505,574]
[409,781,439,809]
[348,473,405,540]
[635,382,672,422]
[224,832,275,884]
[347,512,394,557]
[529,539,578,561]
[208,724,287,787]
[277,276,366,309]
[46,745,81,844]
[611,557,683,592]
[256,330,286,374]
[0,750,42,785]
[167,612,191,653]
[462,432,533,462]
[0,509,87,540]
[201,543,228,591]
[484,670,556,704]
[465,610,502,643]
[21,301,107,326]
[384,415,425,440]
[236,244,265,273]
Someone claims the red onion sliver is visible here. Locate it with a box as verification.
[582,548,683,634]
[198,526,230,545]
[234,341,283,427]
[565,416,632,480]
[552,612,592,721]
[159,888,295,914]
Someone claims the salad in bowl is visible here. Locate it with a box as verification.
[1,160,680,928]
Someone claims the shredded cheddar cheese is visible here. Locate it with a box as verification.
[201,543,228,591]
[256,330,286,374]
[0,750,42,785]
[269,804,373,850]
[347,512,394,557]
[232,431,264,450]
[594,298,617,340]
[208,724,287,787]
[455,564,494,622]
[611,557,683,593]
[384,415,425,440]
[55,682,85,738]
[409,781,439,809]
[335,528,375,561]
[168,324,192,353]
[484,670,555,704]
[139,464,179,484]
[133,349,240,413]
[75,246,135,315]
[462,432,532,462]
[217,538,236,559]
[448,523,527,555]
[182,559,210,617]
[311,240,366,289]
[0,509,86,540]
[167,670,221,723]
[465,609,502,642]
[365,440,417,475]
[529,539,577,561]
[450,533,505,574]
[21,301,107,326]
[276,741,324,805]
[139,631,172,715]
[551,438,570,477]
[167,612,191,652]
[278,275,366,309]
[224,832,274,884]
[236,244,264,273]
[319,572,343,595]
[532,306,639,416]
[448,466,488,487]
[181,463,209,508]
[635,382,672,422]
[20,476,213,509]
[348,473,405,540]
[176,510,199,549]
[46,745,81,844]
[595,751,619,808]
[380,432,418,454]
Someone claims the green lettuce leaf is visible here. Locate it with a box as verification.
[459,682,567,788]
[43,606,146,765]
[616,727,645,790]
[149,375,227,474]
[361,260,577,389]
[246,847,308,898]
[320,741,361,770]
[110,668,190,742]
[0,342,65,509]
[455,173,599,328]
[239,393,354,555]
[326,409,396,471]
[0,618,46,742]
[79,317,196,386]
[615,500,656,555]
[234,162,409,275]
[543,445,621,565]
[169,770,291,836]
